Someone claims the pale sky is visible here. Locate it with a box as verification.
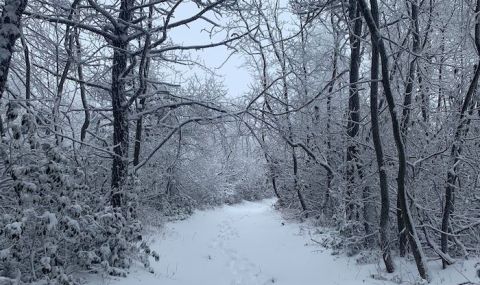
[168,3,253,99]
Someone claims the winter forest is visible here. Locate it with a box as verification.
[1,0,480,283]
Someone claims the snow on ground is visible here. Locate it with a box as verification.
[86,199,480,285]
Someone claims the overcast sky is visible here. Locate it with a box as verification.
[168,3,253,99]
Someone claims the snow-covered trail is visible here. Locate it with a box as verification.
[88,199,479,285]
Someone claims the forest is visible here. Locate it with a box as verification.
[0,0,479,284]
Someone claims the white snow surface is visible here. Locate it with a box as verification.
[86,199,480,285]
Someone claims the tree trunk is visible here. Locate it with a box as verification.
[397,0,421,256]
[133,6,153,167]
[0,0,28,134]
[323,14,339,215]
[437,29,446,111]
[20,32,31,108]
[133,99,145,167]
[293,148,307,212]
[257,35,281,201]
[417,66,429,123]
[441,0,480,266]
[346,0,363,221]
[75,28,89,143]
[110,0,134,208]
[367,0,395,273]
[0,0,28,97]
[53,28,75,145]
[358,0,430,280]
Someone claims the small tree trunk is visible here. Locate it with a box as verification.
[417,67,429,123]
[75,28,90,143]
[441,2,480,263]
[54,27,75,145]
[20,32,31,108]
[323,15,339,216]
[437,30,446,112]
[256,36,281,201]
[133,6,153,167]
[397,0,421,256]
[293,148,307,213]
[133,99,145,167]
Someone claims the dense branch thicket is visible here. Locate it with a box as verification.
[237,0,480,280]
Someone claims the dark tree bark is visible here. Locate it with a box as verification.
[0,0,28,97]
[398,0,421,257]
[260,121,281,200]
[0,0,29,134]
[20,32,31,108]
[367,0,395,273]
[323,14,339,215]
[345,0,363,221]
[437,29,446,111]
[357,0,430,280]
[53,27,75,145]
[133,6,153,167]
[133,98,145,167]
[75,28,89,142]
[111,0,134,208]
[400,0,420,136]
[293,148,307,212]
[417,66,429,123]
[417,0,433,124]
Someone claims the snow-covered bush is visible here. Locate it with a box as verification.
[146,192,196,220]
[0,112,154,284]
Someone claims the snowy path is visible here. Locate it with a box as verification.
[88,199,480,285]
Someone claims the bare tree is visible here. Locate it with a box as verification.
[345,0,363,221]
[440,0,480,268]
[357,0,430,279]
[366,0,395,273]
